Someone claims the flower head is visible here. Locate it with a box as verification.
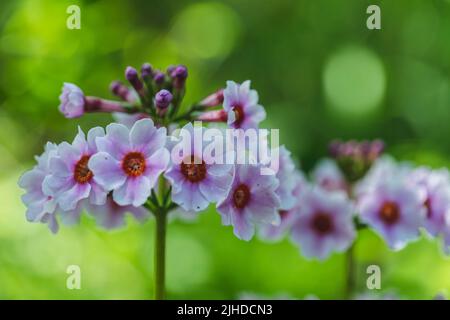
[290,186,356,260]
[357,178,425,250]
[89,119,169,207]
[18,142,60,233]
[44,127,108,215]
[217,164,280,241]
[59,83,85,118]
[223,80,266,129]
[164,123,234,212]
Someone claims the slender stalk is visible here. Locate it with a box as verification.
[345,242,356,299]
[154,208,167,300]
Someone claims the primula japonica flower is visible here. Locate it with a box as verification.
[164,123,234,212]
[59,83,85,118]
[18,142,60,233]
[222,80,266,129]
[89,118,170,207]
[44,127,108,214]
[59,83,128,119]
[290,186,356,260]
[357,179,425,250]
[409,167,450,237]
[311,158,347,193]
[259,171,307,241]
[88,196,150,230]
[217,164,281,241]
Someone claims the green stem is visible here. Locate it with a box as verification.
[154,208,167,300]
[345,242,356,299]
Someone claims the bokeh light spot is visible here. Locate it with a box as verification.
[171,2,240,60]
[323,45,386,116]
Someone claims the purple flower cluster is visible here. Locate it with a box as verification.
[18,121,163,232]
[19,61,450,264]
[19,63,300,241]
[356,156,450,252]
[256,153,450,260]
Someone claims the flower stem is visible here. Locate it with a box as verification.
[154,208,167,300]
[344,242,356,299]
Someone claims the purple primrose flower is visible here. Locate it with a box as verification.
[217,164,281,241]
[89,119,169,207]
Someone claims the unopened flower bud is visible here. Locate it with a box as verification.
[125,66,143,91]
[197,109,228,122]
[155,89,173,113]
[141,63,153,80]
[59,83,85,118]
[199,89,224,108]
[153,71,165,86]
[170,65,188,89]
[110,81,136,103]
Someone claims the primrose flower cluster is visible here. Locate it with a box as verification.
[19,63,284,241]
[262,141,450,260]
[18,62,450,263]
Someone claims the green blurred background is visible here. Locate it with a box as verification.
[1,0,450,299]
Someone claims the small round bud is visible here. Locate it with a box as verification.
[110,81,122,94]
[155,89,173,110]
[153,71,165,86]
[171,65,188,89]
[125,66,143,91]
[141,63,153,79]
[171,65,188,80]
[125,66,138,81]
[166,65,176,75]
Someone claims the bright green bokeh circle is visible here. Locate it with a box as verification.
[323,45,386,116]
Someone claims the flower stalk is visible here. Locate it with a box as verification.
[344,242,356,299]
[154,207,167,300]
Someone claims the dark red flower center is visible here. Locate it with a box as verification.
[122,152,146,177]
[232,104,244,126]
[74,155,93,184]
[379,201,400,225]
[279,210,289,220]
[181,156,207,183]
[233,184,251,209]
[311,212,334,235]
